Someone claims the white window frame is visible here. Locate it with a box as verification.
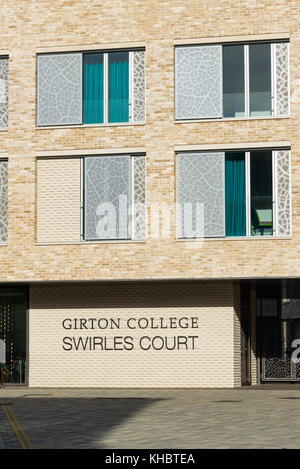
[223,42,280,119]
[85,50,133,125]
[177,149,291,239]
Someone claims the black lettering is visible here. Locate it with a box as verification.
[62,336,72,350]
[124,336,134,350]
[62,319,72,330]
[92,336,103,350]
[140,336,151,350]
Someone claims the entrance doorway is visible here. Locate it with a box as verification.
[0,287,27,384]
[257,298,300,382]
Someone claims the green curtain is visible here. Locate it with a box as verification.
[225,153,246,236]
[108,52,129,123]
[83,53,104,124]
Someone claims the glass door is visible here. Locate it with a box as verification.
[0,287,27,384]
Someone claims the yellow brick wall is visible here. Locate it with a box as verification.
[0,0,298,282]
[29,281,237,388]
[37,158,81,243]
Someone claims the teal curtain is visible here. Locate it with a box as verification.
[108,52,129,123]
[83,53,104,124]
[225,153,246,236]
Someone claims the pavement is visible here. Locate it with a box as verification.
[1,386,300,448]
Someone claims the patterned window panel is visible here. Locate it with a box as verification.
[0,58,8,129]
[177,152,225,238]
[274,42,290,117]
[133,156,146,239]
[175,45,223,120]
[37,53,82,126]
[0,161,7,243]
[275,150,291,236]
[133,50,146,123]
[84,156,131,240]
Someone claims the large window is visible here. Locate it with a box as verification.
[177,149,291,239]
[37,49,145,126]
[175,41,289,120]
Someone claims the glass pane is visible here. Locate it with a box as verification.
[108,52,129,123]
[223,45,245,118]
[225,152,246,236]
[250,151,273,236]
[0,287,27,384]
[83,53,104,124]
[249,44,271,117]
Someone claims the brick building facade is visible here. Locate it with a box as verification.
[0,0,299,387]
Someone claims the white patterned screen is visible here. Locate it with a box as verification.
[133,51,146,123]
[275,150,291,236]
[37,53,82,126]
[0,161,7,243]
[133,156,146,239]
[84,156,131,240]
[175,45,223,119]
[177,152,225,238]
[0,58,8,129]
[274,42,289,117]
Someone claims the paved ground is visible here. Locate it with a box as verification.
[1,386,300,448]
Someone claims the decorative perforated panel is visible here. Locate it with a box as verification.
[177,152,225,238]
[133,156,146,239]
[276,150,291,236]
[133,51,146,123]
[0,58,8,129]
[175,45,222,119]
[0,161,8,243]
[37,53,82,126]
[275,43,289,117]
[84,156,131,240]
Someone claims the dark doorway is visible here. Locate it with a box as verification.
[240,282,251,385]
[0,286,27,384]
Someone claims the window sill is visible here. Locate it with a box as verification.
[176,236,292,242]
[36,122,146,130]
[174,115,290,124]
[36,239,147,246]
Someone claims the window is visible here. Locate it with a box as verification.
[37,49,145,127]
[175,41,289,120]
[83,154,146,241]
[177,149,291,239]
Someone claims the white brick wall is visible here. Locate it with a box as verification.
[29,281,237,388]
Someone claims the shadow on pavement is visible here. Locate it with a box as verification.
[0,397,163,449]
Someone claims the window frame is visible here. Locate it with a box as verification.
[176,148,291,240]
[37,48,145,127]
[175,40,290,121]
[83,50,133,125]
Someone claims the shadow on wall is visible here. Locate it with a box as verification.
[30,280,234,309]
[1,397,164,449]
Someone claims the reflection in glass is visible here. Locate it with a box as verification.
[108,52,129,123]
[0,287,27,384]
[250,151,273,236]
[83,53,104,124]
[223,45,245,118]
[249,43,272,117]
[225,152,246,236]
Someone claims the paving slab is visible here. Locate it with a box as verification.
[0,387,300,448]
